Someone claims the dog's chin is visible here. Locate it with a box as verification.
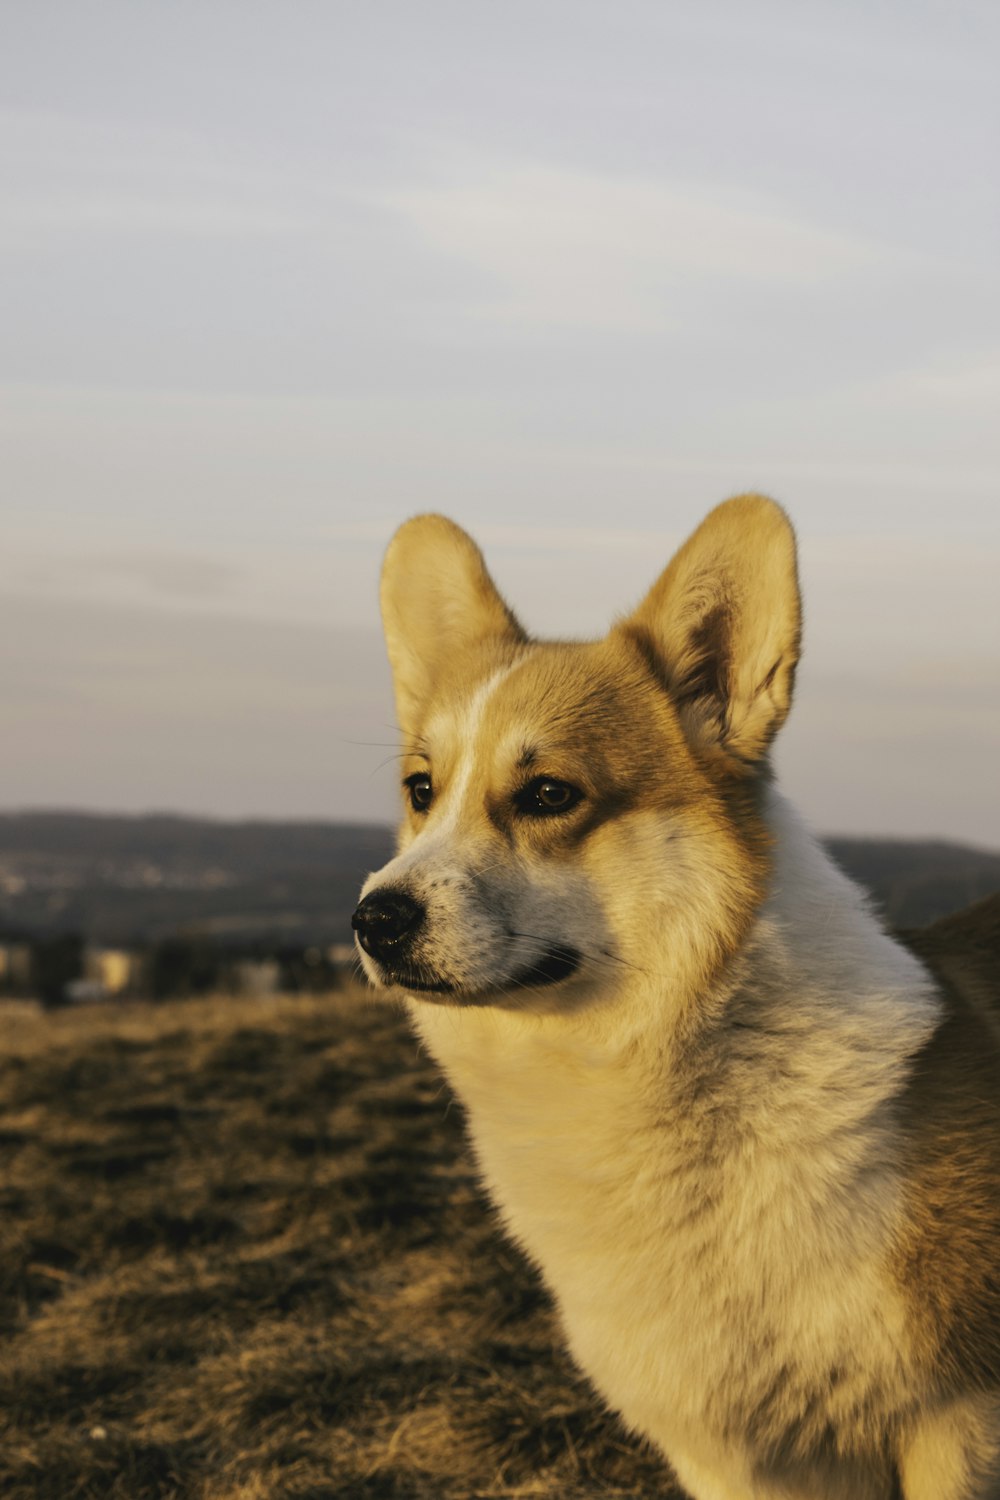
[377,945,582,1007]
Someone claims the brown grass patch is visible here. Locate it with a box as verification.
[0,987,680,1498]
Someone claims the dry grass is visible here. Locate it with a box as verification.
[0,986,679,1499]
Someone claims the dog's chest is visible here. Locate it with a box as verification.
[412,1003,913,1455]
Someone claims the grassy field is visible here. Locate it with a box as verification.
[0,984,680,1500]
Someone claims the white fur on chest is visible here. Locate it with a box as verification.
[416,996,910,1459]
[407,800,942,1470]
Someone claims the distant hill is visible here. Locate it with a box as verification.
[824,837,1000,930]
[0,810,997,945]
[0,811,394,947]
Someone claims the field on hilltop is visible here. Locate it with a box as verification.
[0,984,679,1500]
[5,895,998,1498]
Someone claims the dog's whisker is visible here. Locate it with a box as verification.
[505,930,647,977]
[384,723,429,752]
[369,755,410,778]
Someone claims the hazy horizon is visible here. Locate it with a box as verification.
[3,3,997,843]
[1,800,999,855]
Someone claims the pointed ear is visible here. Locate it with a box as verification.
[380,514,525,731]
[616,495,801,768]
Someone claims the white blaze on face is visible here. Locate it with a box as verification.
[419,663,521,842]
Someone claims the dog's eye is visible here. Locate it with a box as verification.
[404,773,433,813]
[515,777,583,818]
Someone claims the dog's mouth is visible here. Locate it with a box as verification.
[385,944,581,1002]
[391,969,454,995]
[508,944,580,989]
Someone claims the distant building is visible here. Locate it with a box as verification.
[327,943,357,967]
[0,941,33,991]
[65,978,111,1004]
[232,959,282,998]
[82,946,142,998]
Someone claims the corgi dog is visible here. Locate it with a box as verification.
[352,497,1000,1500]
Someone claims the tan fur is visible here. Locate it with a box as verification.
[356,496,1000,1499]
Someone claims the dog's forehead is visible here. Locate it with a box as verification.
[424,641,671,766]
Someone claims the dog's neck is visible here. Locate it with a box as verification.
[665,789,943,1156]
[731,789,940,1035]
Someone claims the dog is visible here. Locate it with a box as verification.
[353,496,1000,1499]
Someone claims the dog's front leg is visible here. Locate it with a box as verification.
[666,1444,823,1500]
[669,1444,897,1500]
[898,1394,1000,1500]
[665,1445,756,1500]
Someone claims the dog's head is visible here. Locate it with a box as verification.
[354,497,801,1014]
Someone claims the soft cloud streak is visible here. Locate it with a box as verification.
[388,165,889,331]
[0,109,312,246]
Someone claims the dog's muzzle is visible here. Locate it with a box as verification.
[353,886,583,1000]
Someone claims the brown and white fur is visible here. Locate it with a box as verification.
[353,497,1000,1500]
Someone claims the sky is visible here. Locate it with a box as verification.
[2,1,998,842]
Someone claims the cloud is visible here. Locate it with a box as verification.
[92,551,241,602]
[0,108,310,246]
[386,162,890,332]
[3,192,303,241]
[865,352,1000,409]
[0,594,396,821]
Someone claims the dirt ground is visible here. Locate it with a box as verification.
[0,985,680,1499]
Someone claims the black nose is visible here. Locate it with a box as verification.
[352,889,425,962]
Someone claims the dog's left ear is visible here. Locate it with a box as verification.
[380,514,526,732]
[617,495,801,768]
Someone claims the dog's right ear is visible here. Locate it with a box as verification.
[380,515,525,732]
